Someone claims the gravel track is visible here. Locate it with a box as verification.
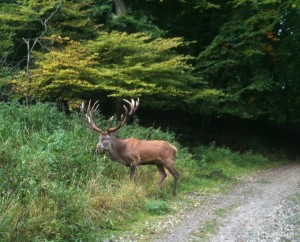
[152,163,300,242]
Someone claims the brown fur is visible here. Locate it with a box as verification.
[98,134,180,195]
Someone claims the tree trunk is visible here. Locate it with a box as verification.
[112,0,127,16]
[23,38,32,105]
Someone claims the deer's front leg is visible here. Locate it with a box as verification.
[129,162,137,181]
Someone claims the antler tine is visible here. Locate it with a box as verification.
[81,102,85,112]
[133,98,139,113]
[135,97,139,109]
[87,100,98,113]
[107,116,114,130]
[82,100,103,133]
[92,102,100,112]
[107,98,138,133]
[120,104,129,126]
[86,100,91,112]
[123,98,139,115]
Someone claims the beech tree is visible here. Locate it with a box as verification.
[27,31,200,110]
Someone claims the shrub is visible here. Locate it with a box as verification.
[192,142,270,179]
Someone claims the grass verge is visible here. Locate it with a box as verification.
[0,102,283,241]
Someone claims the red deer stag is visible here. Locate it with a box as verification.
[82,99,180,195]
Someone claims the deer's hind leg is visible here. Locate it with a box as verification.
[165,165,180,196]
[156,164,167,185]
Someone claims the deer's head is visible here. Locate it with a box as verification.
[82,99,139,152]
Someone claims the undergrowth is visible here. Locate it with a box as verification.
[0,102,277,241]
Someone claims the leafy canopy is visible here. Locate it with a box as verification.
[26,31,200,109]
[195,0,300,121]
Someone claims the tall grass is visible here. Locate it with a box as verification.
[0,102,273,241]
[0,102,190,241]
[192,142,271,181]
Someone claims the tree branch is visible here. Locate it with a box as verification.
[22,1,62,105]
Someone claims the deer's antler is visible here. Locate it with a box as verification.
[107,98,139,133]
[81,100,103,133]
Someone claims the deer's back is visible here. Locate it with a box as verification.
[122,138,177,163]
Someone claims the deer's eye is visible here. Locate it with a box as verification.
[101,136,109,142]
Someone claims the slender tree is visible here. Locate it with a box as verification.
[22,1,61,104]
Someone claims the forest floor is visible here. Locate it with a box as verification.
[148,163,300,242]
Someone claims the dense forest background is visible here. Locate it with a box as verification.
[1,0,300,145]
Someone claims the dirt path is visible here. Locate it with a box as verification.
[152,163,300,242]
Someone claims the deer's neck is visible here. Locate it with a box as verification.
[106,136,127,164]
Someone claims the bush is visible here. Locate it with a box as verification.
[192,142,270,180]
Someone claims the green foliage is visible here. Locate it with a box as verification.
[51,0,101,40]
[20,38,99,101]
[195,0,300,121]
[27,31,199,109]
[0,0,109,91]
[145,200,170,216]
[2,0,300,123]
[127,0,221,43]
[0,1,59,61]
[108,10,166,38]
[192,142,270,180]
[0,66,16,101]
[0,102,103,240]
